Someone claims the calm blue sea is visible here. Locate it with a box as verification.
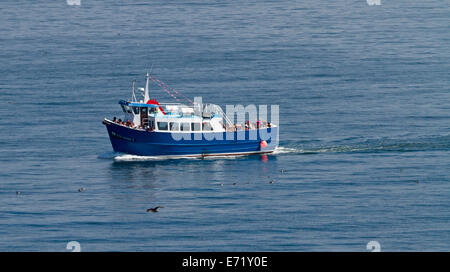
[0,0,449,251]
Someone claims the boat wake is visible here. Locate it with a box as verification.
[113,154,201,161]
[113,153,251,161]
[98,152,122,159]
[274,135,450,155]
[272,146,301,154]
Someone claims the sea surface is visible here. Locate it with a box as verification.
[0,0,449,251]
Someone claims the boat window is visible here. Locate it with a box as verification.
[132,107,139,114]
[121,105,132,114]
[180,122,190,131]
[170,122,179,131]
[191,123,201,131]
[202,122,213,131]
[149,107,156,114]
[157,122,168,131]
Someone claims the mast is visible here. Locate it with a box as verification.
[144,72,150,103]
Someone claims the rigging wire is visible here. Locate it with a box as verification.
[148,75,194,104]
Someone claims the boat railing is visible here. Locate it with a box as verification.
[203,104,233,126]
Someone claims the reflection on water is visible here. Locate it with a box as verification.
[107,153,279,188]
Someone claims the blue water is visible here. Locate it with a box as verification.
[1,0,449,251]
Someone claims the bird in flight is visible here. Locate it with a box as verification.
[146,206,164,213]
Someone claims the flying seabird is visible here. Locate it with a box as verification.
[146,206,164,213]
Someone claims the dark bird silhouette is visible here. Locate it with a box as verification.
[16,191,21,195]
[78,187,86,192]
[146,206,164,213]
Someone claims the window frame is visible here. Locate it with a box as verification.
[157,121,168,131]
[180,122,190,132]
[191,122,201,131]
[169,122,180,131]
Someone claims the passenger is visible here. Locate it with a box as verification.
[267,122,272,128]
[256,120,261,129]
[113,117,117,123]
[247,121,255,130]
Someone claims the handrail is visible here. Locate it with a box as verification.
[213,105,233,126]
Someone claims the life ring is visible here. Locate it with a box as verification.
[260,140,268,148]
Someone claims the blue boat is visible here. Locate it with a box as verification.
[102,73,279,157]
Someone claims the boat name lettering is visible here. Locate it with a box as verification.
[111,131,135,142]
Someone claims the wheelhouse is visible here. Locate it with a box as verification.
[117,100,226,133]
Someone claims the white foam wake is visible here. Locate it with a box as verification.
[114,154,200,161]
[111,147,301,161]
[272,146,303,154]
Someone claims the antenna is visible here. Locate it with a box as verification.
[131,79,137,102]
[149,64,153,75]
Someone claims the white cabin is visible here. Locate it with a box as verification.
[118,100,226,133]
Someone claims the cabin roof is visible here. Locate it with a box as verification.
[149,113,203,119]
[119,100,159,108]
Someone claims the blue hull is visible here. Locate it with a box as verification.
[103,119,278,157]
